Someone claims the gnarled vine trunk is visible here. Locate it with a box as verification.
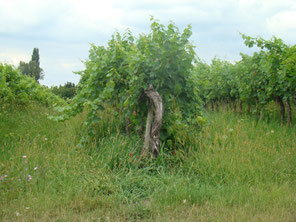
[142,106,153,156]
[141,85,163,157]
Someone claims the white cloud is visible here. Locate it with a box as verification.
[60,0,125,34]
[265,10,296,43]
[0,0,66,34]
[0,51,29,66]
[267,10,296,32]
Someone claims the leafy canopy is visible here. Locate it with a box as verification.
[0,63,63,108]
[55,18,204,145]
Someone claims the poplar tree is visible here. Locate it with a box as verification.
[18,48,44,82]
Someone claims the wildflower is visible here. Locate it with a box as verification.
[22,155,27,159]
[271,130,274,134]
[15,212,20,217]
[183,199,187,204]
[1,175,8,181]
[25,207,30,210]
[44,138,48,141]
[27,175,32,181]
[34,167,38,170]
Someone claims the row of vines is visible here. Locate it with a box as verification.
[53,20,295,157]
[2,19,294,156]
[194,35,296,124]
[0,63,64,108]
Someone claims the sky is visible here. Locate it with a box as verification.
[0,0,296,86]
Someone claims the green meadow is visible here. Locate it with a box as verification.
[1,104,295,221]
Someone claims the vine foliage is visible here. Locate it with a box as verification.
[53,19,204,155]
[0,63,63,108]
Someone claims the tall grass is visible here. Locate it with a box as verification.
[1,104,296,221]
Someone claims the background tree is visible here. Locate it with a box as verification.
[51,82,77,99]
[18,48,44,82]
[18,61,30,76]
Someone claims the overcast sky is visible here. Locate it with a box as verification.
[0,0,295,86]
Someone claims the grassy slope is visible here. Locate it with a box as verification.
[1,105,296,221]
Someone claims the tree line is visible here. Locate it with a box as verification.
[50,82,77,99]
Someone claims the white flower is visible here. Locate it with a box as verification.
[27,175,32,181]
[34,167,38,171]
[4,175,8,178]
[22,155,27,159]
[25,207,30,210]
[183,199,187,204]
[44,138,48,141]
[15,212,20,217]
[271,130,274,134]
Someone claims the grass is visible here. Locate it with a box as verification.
[1,104,296,221]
